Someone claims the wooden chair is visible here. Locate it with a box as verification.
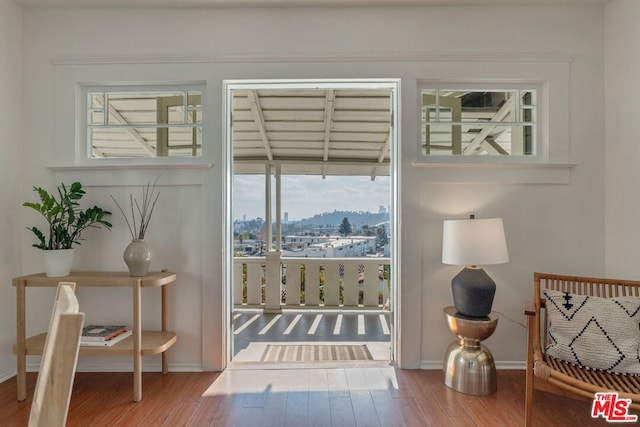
[525,273,640,426]
[28,282,84,427]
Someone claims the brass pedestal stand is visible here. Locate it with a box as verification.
[443,306,498,396]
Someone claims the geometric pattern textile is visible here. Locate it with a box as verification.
[543,289,640,375]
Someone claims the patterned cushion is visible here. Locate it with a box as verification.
[543,289,640,375]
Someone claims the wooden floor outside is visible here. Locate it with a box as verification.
[0,368,621,426]
[233,310,391,362]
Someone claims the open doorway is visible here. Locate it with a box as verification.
[223,79,400,367]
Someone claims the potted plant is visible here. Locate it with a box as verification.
[23,182,112,277]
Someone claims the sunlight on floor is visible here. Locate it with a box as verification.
[201,367,400,397]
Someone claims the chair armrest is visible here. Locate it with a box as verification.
[524,300,537,316]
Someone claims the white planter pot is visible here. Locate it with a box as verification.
[42,248,75,277]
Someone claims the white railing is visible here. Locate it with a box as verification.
[233,252,390,311]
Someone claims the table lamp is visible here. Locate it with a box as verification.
[442,215,509,318]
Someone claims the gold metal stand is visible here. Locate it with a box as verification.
[443,306,498,396]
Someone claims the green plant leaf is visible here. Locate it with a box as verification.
[23,182,112,250]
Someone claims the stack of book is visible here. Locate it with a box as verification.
[80,325,132,347]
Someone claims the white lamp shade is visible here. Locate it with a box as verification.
[442,217,509,266]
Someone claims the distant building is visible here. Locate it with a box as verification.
[282,235,376,258]
[233,239,264,256]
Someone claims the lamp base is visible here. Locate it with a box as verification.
[451,267,496,318]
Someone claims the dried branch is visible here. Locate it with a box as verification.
[110,177,160,241]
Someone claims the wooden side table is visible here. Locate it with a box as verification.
[443,305,498,396]
[13,271,177,402]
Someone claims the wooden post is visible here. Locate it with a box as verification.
[162,284,168,375]
[524,301,536,427]
[15,278,26,401]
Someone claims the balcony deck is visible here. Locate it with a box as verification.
[232,308,392,364]
[232,255,393,364]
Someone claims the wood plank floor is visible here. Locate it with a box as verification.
[0,368,619,426]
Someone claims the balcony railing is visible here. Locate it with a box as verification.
[233,252,390,311]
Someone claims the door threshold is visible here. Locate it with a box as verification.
[228,359,394,370]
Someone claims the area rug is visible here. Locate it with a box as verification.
[261,344,373,362]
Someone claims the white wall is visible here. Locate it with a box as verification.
[604,0,640,279]
[0,4,605,379]
[0,0,23,381]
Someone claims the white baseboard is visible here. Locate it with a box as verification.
[3,361,525,383]
[421,360,526,370]
[0,368,17,384]
[0,363,209,387]
[495,361,526,370]
[23,361,205,373]
[420,360,442,370]
[74,363,205,373]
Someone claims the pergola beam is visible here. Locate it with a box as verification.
[322,90,335,162]
[97,97,156,156]
[463,95,516,155]
[247,90,274,161]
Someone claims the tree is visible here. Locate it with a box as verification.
[361,224,375,236]
[376,225,388,248]
[338,217,352,236]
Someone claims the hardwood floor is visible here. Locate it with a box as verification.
[0,368,618,426]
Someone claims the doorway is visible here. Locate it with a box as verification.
[223,79,400,367]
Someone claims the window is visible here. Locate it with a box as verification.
[84,86,203,159]
[420,85,540,158]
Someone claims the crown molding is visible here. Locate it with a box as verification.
[50,52,574,66]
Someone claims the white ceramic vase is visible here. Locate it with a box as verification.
[123,239,153,277]
[42,248,75,277]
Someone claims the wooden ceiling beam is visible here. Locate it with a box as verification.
[323,90,335,162]
[247,90,274,161]
[377,134,390,163]
[96,97,156,156]
[463,95,515,155]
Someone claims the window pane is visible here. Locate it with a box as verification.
[86,88,203,158]
[89,110,104,125]
[422,124,459,155]
[423,123,535,156]
[167,126,201,148]
[89,127,154,158]
[420,88,537,156]
[168,105,185,125]
[89,93,104,109]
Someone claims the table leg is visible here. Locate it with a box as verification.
[16,280,26,401]
[161,285,168,375]
[133,280,142,402]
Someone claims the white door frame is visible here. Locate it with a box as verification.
[222,78,401,367]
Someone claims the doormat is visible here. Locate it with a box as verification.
[261,344,373,362]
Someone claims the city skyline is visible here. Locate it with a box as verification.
[233,174,391,221]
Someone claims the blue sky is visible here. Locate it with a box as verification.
[233,175,391,221]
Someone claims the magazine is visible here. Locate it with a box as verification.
[81,325,127,342]
[80,330,133,347]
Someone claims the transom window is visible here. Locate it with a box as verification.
[85,87,203,158]
[421,87,538,157]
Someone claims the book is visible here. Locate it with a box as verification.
[81,325,127,342]
[80,330,133,347]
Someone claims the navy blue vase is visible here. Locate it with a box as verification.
[451,267,496,318]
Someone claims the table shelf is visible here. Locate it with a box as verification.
[17,331,177,357]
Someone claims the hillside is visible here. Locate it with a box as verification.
[296,210,388,227]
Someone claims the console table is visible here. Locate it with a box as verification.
[13,271,177,402]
